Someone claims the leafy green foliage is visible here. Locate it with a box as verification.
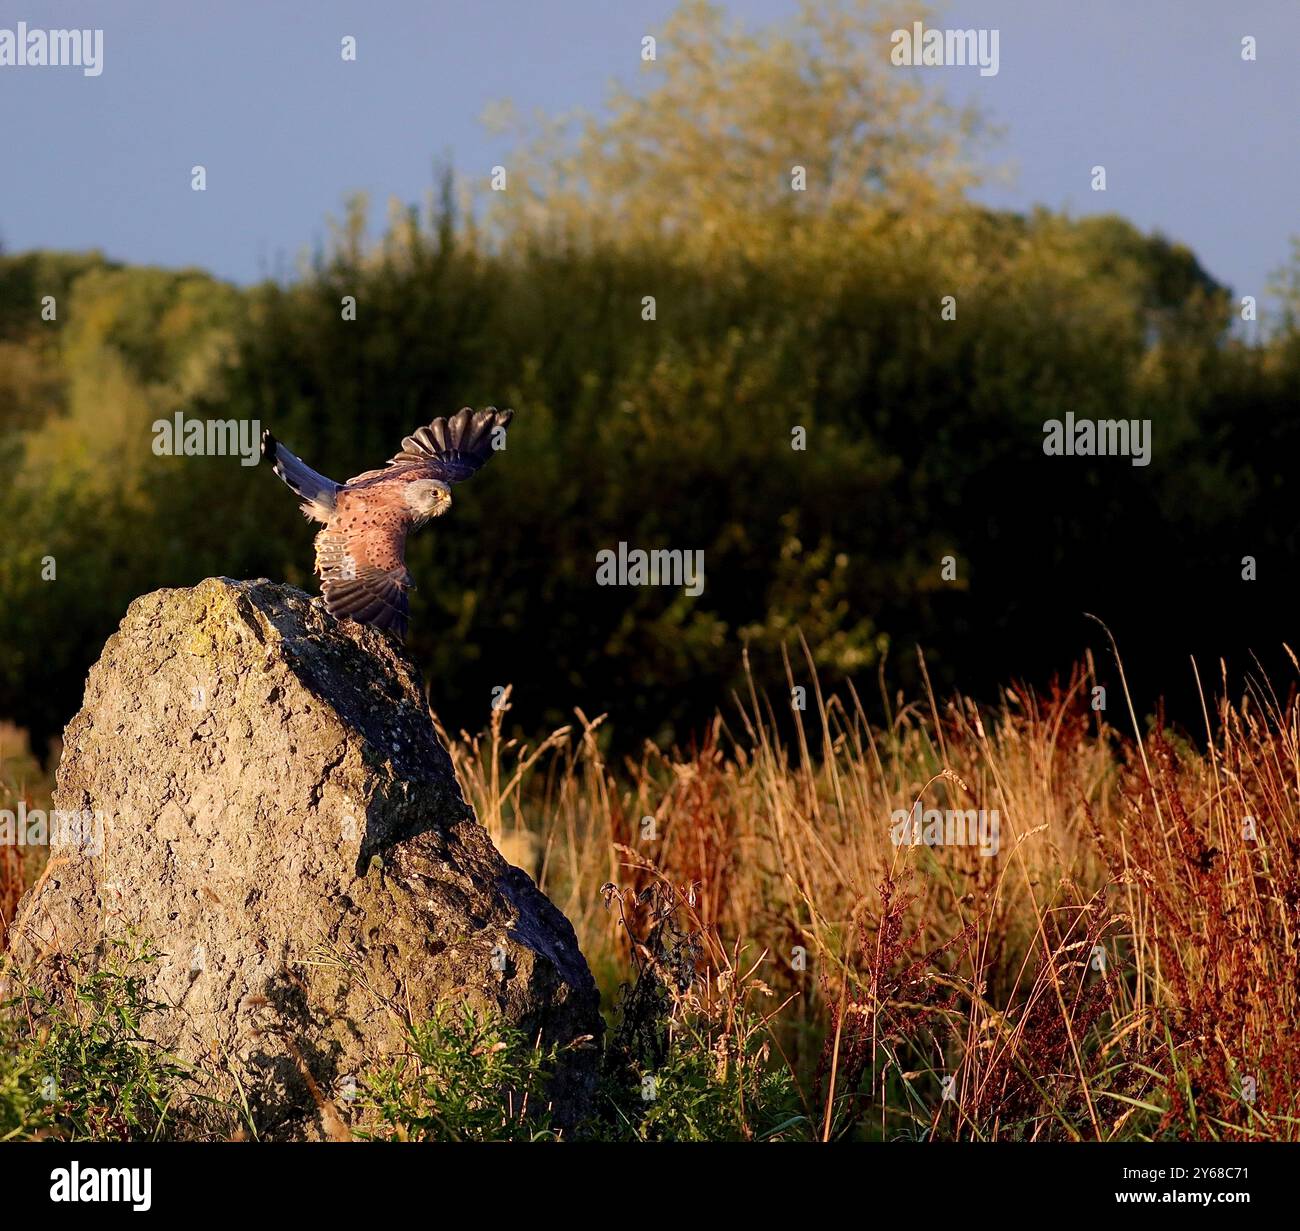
[0,1020,48,1141]
[597,878,807,1142]
[1,939,190,1141]
[605,1019,807,1143]
[356,1005,560,1141]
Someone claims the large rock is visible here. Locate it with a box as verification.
[5,577,601,1137]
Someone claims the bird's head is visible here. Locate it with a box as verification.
[404,478,453,524]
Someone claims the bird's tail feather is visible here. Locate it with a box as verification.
[262,429,339,516]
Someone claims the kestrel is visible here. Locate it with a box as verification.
[262,407,513,638]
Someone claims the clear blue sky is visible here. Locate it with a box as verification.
[3,0,1297,307]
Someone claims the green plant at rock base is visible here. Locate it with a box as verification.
[356,1005,562,1142]
[607,1017,808,1143]
[597,866,809,1142]
[2,937,190,1141]
[0,1018,49,1141]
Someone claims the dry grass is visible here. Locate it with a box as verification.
[5,641,1297,1140]
[0,722,51,952]
[448,638,1300,1140]
[0,842,22,953]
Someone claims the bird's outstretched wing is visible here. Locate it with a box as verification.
[385,406,514,482]
[314,501,412,638]
[261,429,340,519]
